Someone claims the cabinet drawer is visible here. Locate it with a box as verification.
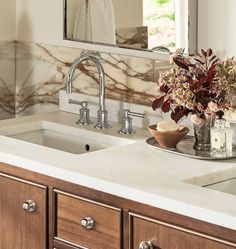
[54,239,79,249]
[130,213,236,249]
[55,190,121,249]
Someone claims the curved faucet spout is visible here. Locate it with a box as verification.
[66,55,110,129]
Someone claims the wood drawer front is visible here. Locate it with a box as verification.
[54,239,79,249]
[130,214,236,249]
[0,174,47,249]
[56,191,121,249]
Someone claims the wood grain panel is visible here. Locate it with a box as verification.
[0,174,47,249]
[53,239,80,249]
[1,162,236,245]
[56,192,121,249]
[1,163,236,248]
[130,215,236,249]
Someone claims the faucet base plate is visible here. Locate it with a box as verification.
[95,110,111,129]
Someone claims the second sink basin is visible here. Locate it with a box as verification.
[0,121,134,154]
[204,178,236,196]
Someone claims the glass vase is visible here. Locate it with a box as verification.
[193,118,213,151]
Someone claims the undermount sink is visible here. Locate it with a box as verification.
[204,178,236,196]
[0,121,134,154]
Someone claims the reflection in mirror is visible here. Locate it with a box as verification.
[64,0,197,54]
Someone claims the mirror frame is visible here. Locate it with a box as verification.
[63,0,198,60]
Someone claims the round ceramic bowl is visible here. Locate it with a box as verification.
[149,124,190,148]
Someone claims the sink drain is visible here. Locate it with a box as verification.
[85,144,91,152]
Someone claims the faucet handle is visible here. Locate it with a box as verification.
[68,99,83,106]
[119,109,145,135]
[123,109,145,119]
[68,99,92,125]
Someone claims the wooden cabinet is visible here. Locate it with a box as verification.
[0,173,47,249]
[53,240,79,249]
[55,190,122,249]
[0,163,236,249]
[129,213,236,249]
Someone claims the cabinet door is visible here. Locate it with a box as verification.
[55,190,121,249]
[0,174,47,249]
[130,213,236,249]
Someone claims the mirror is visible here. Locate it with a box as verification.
[63,0,197,55]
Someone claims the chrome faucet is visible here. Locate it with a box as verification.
[66,55,110,129]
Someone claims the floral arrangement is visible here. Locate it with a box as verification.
[152,49,236,125]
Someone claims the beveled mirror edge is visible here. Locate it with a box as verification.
[63,0,198,61]
[188,0,198,55]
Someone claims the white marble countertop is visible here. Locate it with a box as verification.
[0,111,236,230]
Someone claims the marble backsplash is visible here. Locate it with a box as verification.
[0,41,170,117]
[15,41,170,116]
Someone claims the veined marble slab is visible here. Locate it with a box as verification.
[116,26,148,49]
[15,41,171,116]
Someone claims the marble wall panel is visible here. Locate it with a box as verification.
[15,41,171,116]
[0,41,15,119]
[16,42,70,116]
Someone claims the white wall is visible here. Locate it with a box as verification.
[16,0,63,45]
[0,0,16,41]
[198,0,236,58]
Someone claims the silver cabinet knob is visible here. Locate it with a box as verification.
[22,200,36,213]
[80,217,94,230]
[139,241,154,249]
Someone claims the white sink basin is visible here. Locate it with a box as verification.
[0,121,134,154]
[204,178,236,196]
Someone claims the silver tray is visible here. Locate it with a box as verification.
[146,136,236,160]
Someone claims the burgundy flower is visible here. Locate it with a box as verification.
[152,49,235,123]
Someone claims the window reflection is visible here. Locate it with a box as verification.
[143,0,175,50]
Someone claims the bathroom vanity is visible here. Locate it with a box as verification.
[1,164,236,249]
[1,0,236,247]
[0,111,236,249]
